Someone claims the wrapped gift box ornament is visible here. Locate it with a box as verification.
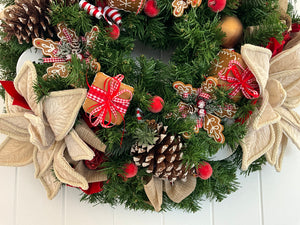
[209,49,259,102]
[83,72,134,127]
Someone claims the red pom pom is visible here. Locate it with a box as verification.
[81,182,104,195]
[196,161,213,180]
[144,0,159,17]
[123,163,138,178]
[106,24,120,40]
[148,96,164,113]
[208,0,226,12]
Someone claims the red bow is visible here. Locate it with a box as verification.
[218,60,259,99]
[266,32,291,58]
[0,80,31,110]
[87,74,132,128]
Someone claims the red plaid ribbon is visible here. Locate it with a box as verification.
[197,89,211,99]
[43,57,66,63]
[52,49,58,55]
[218,60,259,99]
[87,74,133,128]
[63,28,73,44]
[182,92,189,99]
[179,104,187,118]
[196,118,203,129]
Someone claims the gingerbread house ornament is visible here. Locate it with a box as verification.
[106,0,146,14]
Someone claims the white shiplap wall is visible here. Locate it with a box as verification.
[1,2,300,224]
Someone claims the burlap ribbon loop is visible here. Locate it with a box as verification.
[0,61,107,199]
[144,175,197,212]
[240,38,300,171]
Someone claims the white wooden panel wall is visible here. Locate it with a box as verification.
[1,2,300,224]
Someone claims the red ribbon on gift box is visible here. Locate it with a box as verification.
[218,60,259,99]
[86,74,133,128]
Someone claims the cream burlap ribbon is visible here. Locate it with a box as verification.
[144,175,196,211]
[240,33,300,171]
[0,61,107,198]
[279,0,288,16]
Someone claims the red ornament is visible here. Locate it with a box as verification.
[106,24,120,40]
[80,182,104,195]
[196,161,213,180]
[197,108,206,117]
[148,95,164,113]
[197,99,206,109]
[144,0,159,17]
[208,0,226,12]
[123,163,138,178]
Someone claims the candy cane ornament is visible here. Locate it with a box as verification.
[79,0,102,19]
[136,108,144,122]
[79,0,122,26]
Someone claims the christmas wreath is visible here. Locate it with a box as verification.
[0,0,299,212]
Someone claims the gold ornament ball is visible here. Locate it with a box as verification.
[220,16,243,48]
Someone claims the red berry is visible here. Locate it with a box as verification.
[196,161,213,180]
[106,24,120,40]
[208,0,226,12]
[123,163,138,178]
[144,0,159,17]
[197,99,206,109]
[148,96,164,113]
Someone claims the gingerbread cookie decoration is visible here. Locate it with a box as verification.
[172,0,188,17]
[172,0,202,17]
[187,0,202,8]
[47,62,69,78]
[33,39,59,57]
[214,104,237,118]
[33,23,101,80]
[173,77,226,143]
[172,81,197,97]
[201,76,218,94]
[203,114,225,143]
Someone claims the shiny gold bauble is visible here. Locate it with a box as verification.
[220,16,243,48]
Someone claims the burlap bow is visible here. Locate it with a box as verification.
[0,61,107,198]
[144,175,196,212]
[240,33,300,171]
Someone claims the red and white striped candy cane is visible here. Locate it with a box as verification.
[79,0,102,19]
[136,108,144,122]
[79,0,122,25]
[103,6,122,26]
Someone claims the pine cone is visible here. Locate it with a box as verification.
[131,120,189,183]
[0,0,54,44]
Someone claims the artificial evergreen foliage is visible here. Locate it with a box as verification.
[50,2,93,35]
[0,0,297,212]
